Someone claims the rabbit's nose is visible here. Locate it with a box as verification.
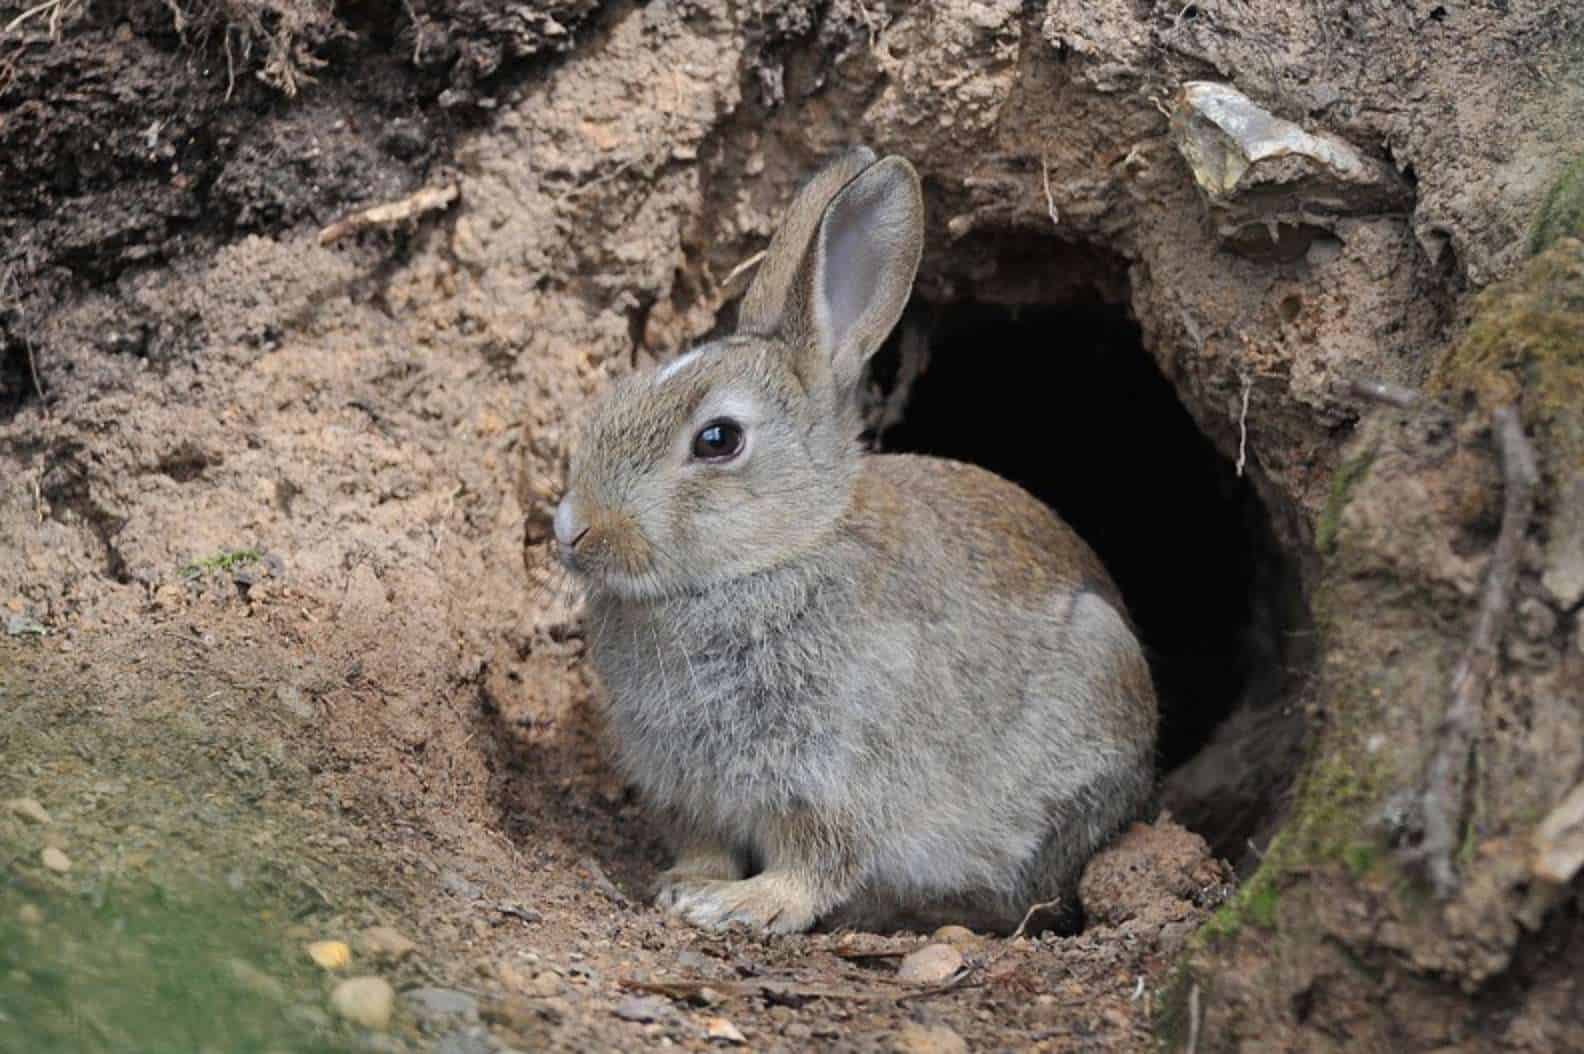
[553,498,591,553]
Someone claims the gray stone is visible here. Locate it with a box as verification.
[613,994,669,1023]
[404,987,478,1021]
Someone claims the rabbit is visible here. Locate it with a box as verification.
[550,146,1157,935]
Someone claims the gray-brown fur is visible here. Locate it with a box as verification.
[552,150,1157,934]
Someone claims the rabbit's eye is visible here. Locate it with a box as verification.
[691,419,745,462]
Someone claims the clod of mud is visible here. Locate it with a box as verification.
[1080,821,1236,931]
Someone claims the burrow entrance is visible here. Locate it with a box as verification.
[865,234,1312,867]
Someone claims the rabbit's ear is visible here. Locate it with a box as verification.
[738,146,878,336]
[805,157,924,393]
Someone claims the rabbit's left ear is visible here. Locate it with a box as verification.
[739,146,878,337]
[802,157,924,395]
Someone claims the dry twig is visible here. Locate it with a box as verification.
[1410,405,1540,897]
[318,183,459,245]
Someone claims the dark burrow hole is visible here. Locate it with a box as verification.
[864,292,1311,870]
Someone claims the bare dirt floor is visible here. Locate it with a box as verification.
[3,1,1583,1051]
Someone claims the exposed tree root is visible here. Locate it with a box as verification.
[1407,405,1540,898]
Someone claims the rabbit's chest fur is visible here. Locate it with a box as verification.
[588,560,880,832]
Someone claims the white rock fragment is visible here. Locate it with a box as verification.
[705,1016,746,1044]
[896,942,964,984]
[1169,81,1411,256]
[1174,81,1375,197]
[5,798,51,825]
[330,976,396,1031]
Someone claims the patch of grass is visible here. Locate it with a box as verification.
[1342,841,1380,878]
[1317,449,1376,555]
[0,876,354,1054]
[181,547,261,578]
[0,645,366,1053]
[1200,855,1283,943]
[1530,153,1584,255]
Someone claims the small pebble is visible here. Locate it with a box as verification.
[330,976,396,1031]
[893,1022,968,1054]
[931,925,977,946]
[5,798,51,825]
[896,943,963,984]
[705,1017,746,1044]
[359,926,417,962]
[306,940,351,971]
[614,994,669,1023]
[40,847,71,873]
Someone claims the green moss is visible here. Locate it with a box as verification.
[1195,641,1391,948]
[1530,153,1584,255]
[1431,238,1584,472]
[1199,854,1283,943]
[181,548,262,578]
[1317,450,1376,555]
[1342,841,1380,878]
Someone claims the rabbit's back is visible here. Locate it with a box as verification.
[833,455,1156,920]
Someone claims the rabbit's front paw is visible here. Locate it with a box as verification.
[663,873,819,935]
[655,846,742,910]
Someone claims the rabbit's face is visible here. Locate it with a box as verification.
[554,336,851,600]
[552,149,924,601]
